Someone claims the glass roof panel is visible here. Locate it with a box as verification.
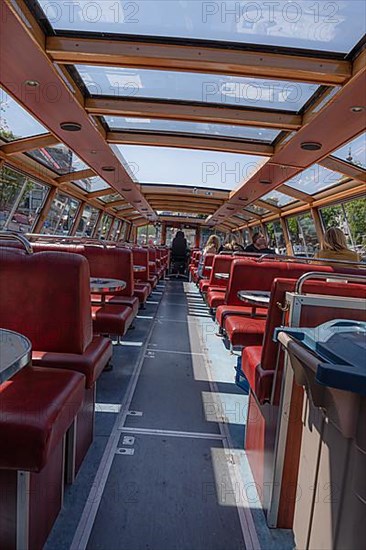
[332,133,366,170]
[112,144,268,191]
[0,88,47,141]
[104,116,280,143]
[244,204,269,216]
[99,192,121,203]
[285,164,344,195]
[74,176,110,193]
[261,189,295,207]
[157,211,205,219]
[28,144,88,174]
[37,1,365,54]
[77,65,318,112]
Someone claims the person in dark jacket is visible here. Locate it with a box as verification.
[171,230,189,274]
[244,232,275,255]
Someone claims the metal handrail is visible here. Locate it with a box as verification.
[0,231,33,254]
[295,272,366,294]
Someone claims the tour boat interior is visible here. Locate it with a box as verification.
[0,2,366,549]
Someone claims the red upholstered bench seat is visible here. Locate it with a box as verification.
[32,336,112,389]
[0,366,85,472]
[216,305,267,326]
[241,346,274,404]
[225,315,266,348]
[134,282,151,304]
[92,294,139,317]
[92,304,134,336]
[207,290,227,309]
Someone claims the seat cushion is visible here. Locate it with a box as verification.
[0,366,85,472]
[225,315,266,347]
[241,346,274,404]
[32,336,112,389]
[216,305,267,327]
[207,290,227,309]
[134,284,150,304]
[106,295,139,317]
[199,279,210,293]
[92,304,134,336]
[148,276,158,289]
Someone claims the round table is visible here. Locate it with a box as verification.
[0,328,31,383]
[237,290,271,307]
[215,272,229,280]
[133,265,147,273]
[90,277,126,304]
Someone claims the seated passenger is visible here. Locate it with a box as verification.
[219,233,245,253]
[198,235,220,278]
[314,227,360,266]
[171,230,189,274]
[244,232,275,255]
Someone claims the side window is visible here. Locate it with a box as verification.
[42,192,80,235]
[75,205,100,237]
[0,166,49,232]
[287,213,319,257]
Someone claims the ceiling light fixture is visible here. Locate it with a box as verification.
[60,122,82,132]
[101,166,115,172]
[227,207,235,211]
[350,106,365,113]
[259,179,272,185]
[121,188,132,192]
[300,141,322,151]
[238,197,248,201]
[24,80,39,87]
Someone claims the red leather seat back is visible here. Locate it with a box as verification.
[209,255,234,288]
[83,245,134,297]
[0,248,92,353]
[132,247,149,282]
[201,253,215,278]
[225,260,337,306]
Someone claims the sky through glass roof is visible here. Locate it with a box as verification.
[104,117,280,143]
[332,133,366,170]
[37,1,365,54]
[112,144,268,191]
[285,164,344,195]
[77,65,318,112]
[0,88,47,141]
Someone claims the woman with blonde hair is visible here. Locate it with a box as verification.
[314,227,360,266]
[203,234,220,255]
[198,234,221,278]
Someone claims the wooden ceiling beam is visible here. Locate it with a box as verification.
[0,133,60,155]
[277,184,312,203]
[47,36,351,86]
[319,155,366,183]
[86,98,302,131]
[56,168,96,184]
[107,131,273,156]
[254,199,281,214]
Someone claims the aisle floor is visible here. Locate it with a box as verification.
[45,280,294,550]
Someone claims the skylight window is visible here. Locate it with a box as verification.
[74,176,110,193]
[261,189,295,207]
[28,144,88,175]
[332,133,366,170]
[104,117,280,143]
[37,1,365,54]
[0,88,47,141]
[112,144,268,191]
[285,164,345,195]
[76,65,318,112]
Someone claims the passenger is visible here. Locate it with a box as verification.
[198,235,220,277]
[244,232,275,255]
[219,233,245,253]
[171,230,189,274]
[314,227,360,266]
